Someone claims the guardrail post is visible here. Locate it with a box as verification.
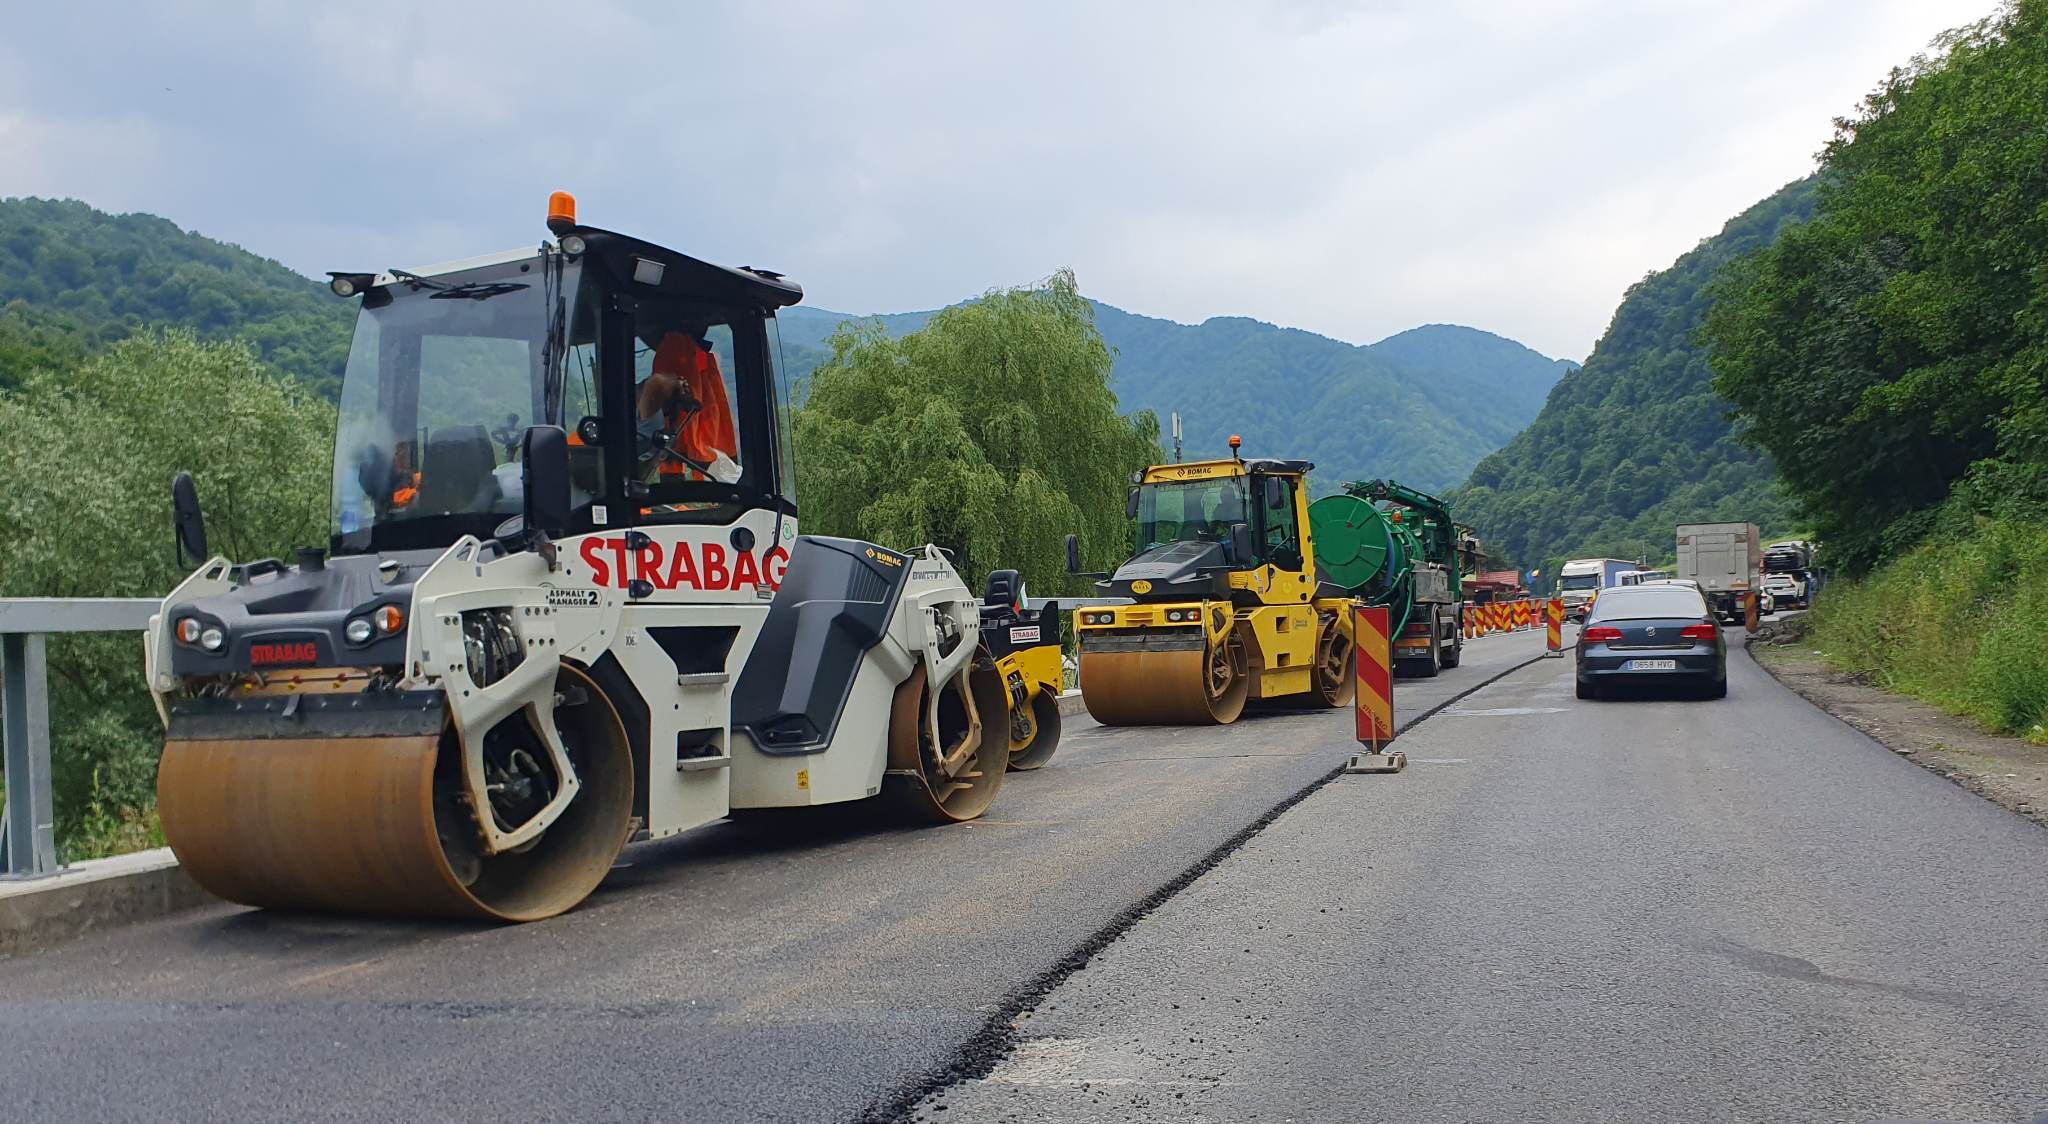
[2,631,60,877]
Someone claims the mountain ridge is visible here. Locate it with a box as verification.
[782,302,1573,492]
[1448,177,1817,570]
[2,196,1570,493]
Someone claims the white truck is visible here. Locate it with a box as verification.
[1676,522,1762,624]
[1557,557,1637,621]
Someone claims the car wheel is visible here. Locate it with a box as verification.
[1575,679,1598,701]
[1702,676,1727,700]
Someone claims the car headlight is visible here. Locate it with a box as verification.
[344,618,375,645]
[199,627,226,652]
[176,617,202,645]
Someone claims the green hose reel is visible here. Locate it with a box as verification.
[1307,494,1419,595]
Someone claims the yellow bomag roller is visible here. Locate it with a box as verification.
[978,569,1065,769]
[143,194,1020,922]
[1063,438,1356,725]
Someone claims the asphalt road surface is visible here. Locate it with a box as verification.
[0,631,1548,1123]
[914,640,2048,1123]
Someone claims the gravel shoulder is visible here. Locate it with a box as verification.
[1751,636,2048,829]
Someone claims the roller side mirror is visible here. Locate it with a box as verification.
[522,425,572,536]
[172,471,209,567]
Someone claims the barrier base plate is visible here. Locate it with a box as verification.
[1344,751,1407,774]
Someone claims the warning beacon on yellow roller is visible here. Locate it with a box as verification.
[143,193,1026,923]
[1062,437,1357,725]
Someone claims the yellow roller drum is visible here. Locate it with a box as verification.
[157,664,635,923]
[1080,630,1249,725]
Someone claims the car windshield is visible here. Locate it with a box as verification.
[1588,588,1710,621]
[330,256,579,552]
[1560,574,1600,591]
[1134,476,1249,553]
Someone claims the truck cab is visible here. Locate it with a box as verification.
[1558,558,1635,621]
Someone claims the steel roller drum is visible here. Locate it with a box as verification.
[157,665,636,922]
[1079,636,1249,726]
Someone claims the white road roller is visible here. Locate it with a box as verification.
[145,193,1042,921]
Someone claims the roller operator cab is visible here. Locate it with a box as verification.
[145,195,1016,923]
[1065,446,1356,725]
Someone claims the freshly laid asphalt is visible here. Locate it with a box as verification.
[0,630,1548,1122]
[913,641,2048,1123]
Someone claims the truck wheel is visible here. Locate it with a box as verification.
[1439,613,1462,669]
[1402,631,1442,679]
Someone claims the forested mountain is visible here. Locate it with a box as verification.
[3,197,1567,494]
[1370,324,1578,448]
[782,305,1571,493]
[0,198,351,394]
[1450,178,1817,572]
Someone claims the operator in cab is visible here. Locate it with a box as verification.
[635,329,741,485]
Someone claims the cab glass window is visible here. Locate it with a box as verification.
[560,282,606,513]
[629,299,752,518]
[1259,476,1301,567]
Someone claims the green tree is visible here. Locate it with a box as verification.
[1703,3,2048,573]
[794,271,1161,592]
[0,331,334,852]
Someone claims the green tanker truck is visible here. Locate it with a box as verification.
[1307,479,1467,677]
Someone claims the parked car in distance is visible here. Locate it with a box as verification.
[1575,585,1728,700]
[1762,570,1807,609]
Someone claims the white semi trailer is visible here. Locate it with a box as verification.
[1676,522,1762,624]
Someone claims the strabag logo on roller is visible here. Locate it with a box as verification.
[579,536,790,593]
[249,641,320,666]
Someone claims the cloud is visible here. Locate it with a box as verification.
[0,0,1997,359]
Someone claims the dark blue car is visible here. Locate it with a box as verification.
[1575,585,1727,700]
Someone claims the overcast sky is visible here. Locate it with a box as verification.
[0,0,1994,360]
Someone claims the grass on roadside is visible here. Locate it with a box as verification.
[1807,518,2048,745]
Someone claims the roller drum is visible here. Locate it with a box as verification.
[885,657,1010,823]
[1079,631,1249,726]
[1005,689,1063,771]
[157,664,635,923]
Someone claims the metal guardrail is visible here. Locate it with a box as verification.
[0,598,160,879]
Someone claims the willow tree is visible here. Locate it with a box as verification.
[794,270,1160,593]
[0,330,334,851]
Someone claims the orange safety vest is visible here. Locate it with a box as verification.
[653,333,737,477]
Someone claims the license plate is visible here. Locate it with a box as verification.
[1624,659,1677,671]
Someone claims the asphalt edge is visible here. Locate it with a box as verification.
[856,644,1557,1123]
[1744,635,2048,831]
